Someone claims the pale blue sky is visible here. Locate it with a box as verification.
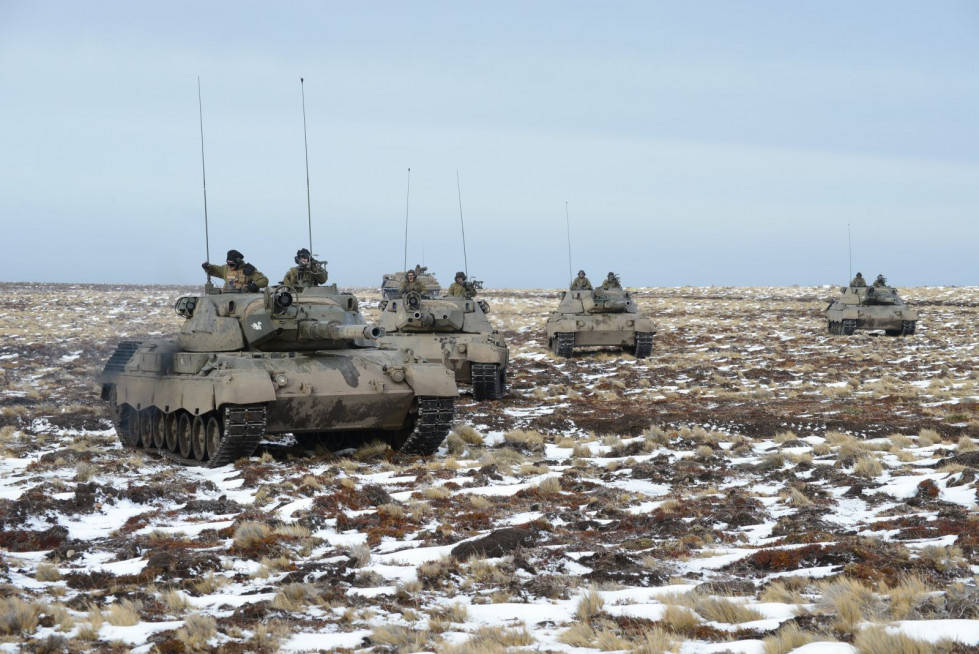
[1,1,977,287]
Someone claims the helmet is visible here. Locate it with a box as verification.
[856,272,862,276]
[295,248,311,264]
[406,270,416,278]
[607,272,616,278]
[226,250,244,268]
[455,271,466,281]
[577,270,586,276]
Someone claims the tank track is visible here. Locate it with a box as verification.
[552,332,575,358]
[471,363,506,401]
[160,405,267,468]
[841,319,856,336]
[902,320,916,336]
[633,332,654,359]
[396,397,454,456]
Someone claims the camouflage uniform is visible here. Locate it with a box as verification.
[400,278,427,295]
[873,274,887,288]
[601,274,622,290]
[204,263,269,291]
[851,273,867,287]
[570,276,592,291]
[282,264,327,288]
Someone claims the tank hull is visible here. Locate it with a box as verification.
[101,339,457,464]
[377,333,508,384]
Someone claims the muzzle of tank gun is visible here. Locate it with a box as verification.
[604,299,629,310]
[408,311,434,327]
[299,321,384,340]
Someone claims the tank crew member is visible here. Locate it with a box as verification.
[850,272,867,287]
[282,248,327,288]
[873,274,887,287]
[570,270,592,291]
[601,272,622,290]
[446,271,474,297]
[203,250,269,291]
[399,269,427,295]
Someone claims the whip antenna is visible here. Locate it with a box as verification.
[848,223,852,282]
[457,170,469,277]
[403,167,411,272]
[300,77,313,254]
[565,201,573,283]
[197,77,211,287]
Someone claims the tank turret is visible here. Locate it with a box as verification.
[100,283,457,467]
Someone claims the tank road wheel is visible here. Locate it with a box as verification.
[553,332,575,358]
[842,319,857,336]
[885,328,901,337]
[177,413,193,459]
[902,320,916,336]
[152,411,166,448]
[137,409,156,448]
[191,415,207,461]
[390,397,454,456]
[633,332,654,359]
[472,364,505,401]
[164,412,179,452]
[204,415,222,460]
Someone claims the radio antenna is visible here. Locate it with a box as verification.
[403,167,411,272]
[300,77,313,254]
[847,223,852,282]
[456,170,469,277]
[197,77,212,290]
[565,201,573,283]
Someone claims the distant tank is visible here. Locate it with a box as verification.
[381,265,441,299]
[545,286,655,358]
[376,284,509,400]
[825,279,918,336]
[99,284,458,466]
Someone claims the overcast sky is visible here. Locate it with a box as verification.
[1,1,977,288]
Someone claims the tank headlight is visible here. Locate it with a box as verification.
[273,373,288,387]
[456,343,468,353]
[391,369,405,382]
[576,320,585,328]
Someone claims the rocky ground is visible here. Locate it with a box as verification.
[0,282,977,653]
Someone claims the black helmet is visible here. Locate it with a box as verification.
[226,250,244,268]
[295,248,311,264]
[607,271,616,278]
[455,271,466,281]
[577,270,586,276]
[406,270,416,278]
[856,272,862,276]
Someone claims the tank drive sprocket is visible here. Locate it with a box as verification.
[633,332,654,359]
[471,363,506,401]
[552,332,575,358]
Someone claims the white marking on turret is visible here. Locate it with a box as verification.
[251,322,263,331]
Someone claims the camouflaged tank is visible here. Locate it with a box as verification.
[381,265,441,299]
[375,286,508,400]
[99,284,457,467]
[545,286,655,358]
[825,280,918,336]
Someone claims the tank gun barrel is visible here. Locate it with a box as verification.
[299,321,384,341]
[602,299,628,310]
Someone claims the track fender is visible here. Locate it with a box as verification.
[212,369,277,408]
[466,341,508,365]
[404,364,458,398]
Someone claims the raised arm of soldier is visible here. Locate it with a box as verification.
[873,274,887,287]
[202,249,269,291]
[446,271,470,297]
[601,272,622,290]
[570,270,592,291]
[282,248,328,288]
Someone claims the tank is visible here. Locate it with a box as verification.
[825,281,918,336]
[545,286,656,358]
[381,265,441,299]
[99,284,458,467]
[375,285,509,400]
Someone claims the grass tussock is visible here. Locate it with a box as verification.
[503,429,545,451]
[917,429,942,447]
[0,596,41,636]
[369,624,430,651]
[106,598,142,626]
[853,625,933,654]
[693,596,764,624]
[232,521,271,549]
[762,622,818,654]
[453,424,484,446]
[574,585,605,623]
[633,625,677,654]
[536,476,562,493]
[177,613,217,650]
[35,562,61,582]
[817,577,886,633]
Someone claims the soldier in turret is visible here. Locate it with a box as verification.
[400,269,427,295]
[850,272,867,287]
[203,249,269,291]
[570,270,592,291]
[282,248,327,289]
[601,272,622,290]
[873,274,888,288]
[446,272,474,297]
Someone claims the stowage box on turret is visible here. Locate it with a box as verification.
[99,284,458,467]
[545,287,656,358]
[825,282,918,336]
[376,290,509,400]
